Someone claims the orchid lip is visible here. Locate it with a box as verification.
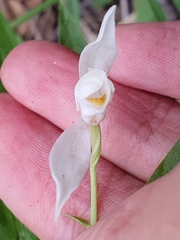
[86,93,107,106]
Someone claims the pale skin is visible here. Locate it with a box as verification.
[1,21,180,240]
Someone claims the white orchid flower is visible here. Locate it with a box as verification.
[50,5,117,221]
[75,5,117,125]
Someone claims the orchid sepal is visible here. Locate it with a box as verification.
[79,5,117,77]
[49,121,91,221]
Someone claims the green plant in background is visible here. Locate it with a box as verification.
[135,0,180,22]
[0,13,22,92]
[0,0,180,239]
[58,0,87,53]
[92,0,112,8]
[135,0,166,22]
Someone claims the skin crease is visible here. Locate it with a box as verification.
[0,21,180,239]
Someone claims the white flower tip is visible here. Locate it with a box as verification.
[79,5,117,77]
[54,182,71,221]
[54,184,63,221]
[54,206,60,222]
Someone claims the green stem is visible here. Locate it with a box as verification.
[90,164,97,225]
[10,0,59,29]
[90,125,101,226]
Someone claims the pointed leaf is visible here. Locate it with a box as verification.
[64,214,90,228]
[147,138,180,184]
[49,123,91,220]
[79,5,117,77]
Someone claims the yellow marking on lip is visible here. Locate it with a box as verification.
[86,94,106,106]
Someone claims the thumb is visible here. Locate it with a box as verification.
[76,164,180,240]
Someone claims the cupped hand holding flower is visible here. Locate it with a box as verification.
[1,20,180,240]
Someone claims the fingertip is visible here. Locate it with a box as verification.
[111,21,180,98]
[1,40,80,127]
[1,40,79,91]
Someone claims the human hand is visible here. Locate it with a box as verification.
[1,21,180,240]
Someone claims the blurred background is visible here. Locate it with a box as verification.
[0,0,180,44]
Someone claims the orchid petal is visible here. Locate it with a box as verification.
[75,69,104,100]
[49,122,91,221]
[79,5,117,77]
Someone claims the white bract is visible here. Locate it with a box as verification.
[49,5,117,221]
[50,122,91,221]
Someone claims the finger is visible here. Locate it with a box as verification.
[3,22,180,102]
[111,21,180,99]
[0,94,143,240]
[76,164,180,240]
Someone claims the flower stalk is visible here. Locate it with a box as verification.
[90,124,101,225]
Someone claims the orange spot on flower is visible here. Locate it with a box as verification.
[86,94,106,106]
